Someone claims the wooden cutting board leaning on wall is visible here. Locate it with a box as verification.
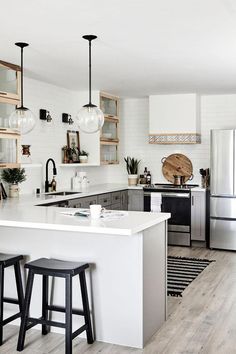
[161,153,193,183]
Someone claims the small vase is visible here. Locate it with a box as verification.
[79,156,88,163]
[9,183,19,198]
[128,174,138,186]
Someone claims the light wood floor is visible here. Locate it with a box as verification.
[2,246,236,354]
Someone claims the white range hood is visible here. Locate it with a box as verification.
[149,93,201,144]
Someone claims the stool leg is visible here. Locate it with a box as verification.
[0,265,4,346]
[79,271,94,344]
[65,275,72,354]
[42,275,49,335]
[17,270,34,352]
[14,261,24,314]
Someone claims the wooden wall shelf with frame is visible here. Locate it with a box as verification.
[0,128,21,169]
[0,60,21,103]
[100,92,120,165]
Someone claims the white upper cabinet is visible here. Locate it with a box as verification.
[149,93,201,144]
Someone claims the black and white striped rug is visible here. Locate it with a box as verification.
[167,256,215,297]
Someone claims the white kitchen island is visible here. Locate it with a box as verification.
[0,192,170,349]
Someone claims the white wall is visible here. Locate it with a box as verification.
[19,75,236,193]
[108,94,236,185]
[20,78,110,194]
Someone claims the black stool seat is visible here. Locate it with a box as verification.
[25,258,89,275]
[17,257,94,354]
[0,254,23,266]
[0,253,24,346]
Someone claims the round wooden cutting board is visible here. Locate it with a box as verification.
[161,153,193,183]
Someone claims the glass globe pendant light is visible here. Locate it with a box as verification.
[9,42,36,135]
[77,35,104,134]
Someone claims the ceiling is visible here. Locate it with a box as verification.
[2,0,236,97]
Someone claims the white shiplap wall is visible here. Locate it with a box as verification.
[18,75,236,193]
[19,77,110,194]
[107,95,236,185]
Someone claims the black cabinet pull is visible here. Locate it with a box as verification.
[104,199,107,203]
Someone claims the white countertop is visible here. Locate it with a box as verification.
[0,184,170,236]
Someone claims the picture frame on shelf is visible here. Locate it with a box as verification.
[67,130,80,150]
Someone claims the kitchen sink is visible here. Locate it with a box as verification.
[46,191,81,196]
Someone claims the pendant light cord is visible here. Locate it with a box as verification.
[20,46,24,108]
[89,39,92,105]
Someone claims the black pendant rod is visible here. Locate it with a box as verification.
[15,42,29,109]
[82,35,97,106]
[88,39,92,105]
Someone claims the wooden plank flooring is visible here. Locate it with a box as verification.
[2,246,236,354]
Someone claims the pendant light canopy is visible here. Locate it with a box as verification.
[76,35,104,134]
[9,42,36,135]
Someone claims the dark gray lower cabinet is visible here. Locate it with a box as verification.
[68,195,98,208]
[128,190,144,211]
[121,190,128,210]
[44,189,141,211]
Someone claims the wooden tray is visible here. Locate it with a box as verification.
[161,153,193,183]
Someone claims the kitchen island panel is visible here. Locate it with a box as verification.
[0,221,167,348]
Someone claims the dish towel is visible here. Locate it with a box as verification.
[151,192,162,212]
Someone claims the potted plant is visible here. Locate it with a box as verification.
[1,168,26,198]
[79,150,89,163]
[124,156,141,186]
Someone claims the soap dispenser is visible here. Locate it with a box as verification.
[51,176,57,191]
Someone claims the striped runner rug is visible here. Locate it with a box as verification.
[167,256,215,297]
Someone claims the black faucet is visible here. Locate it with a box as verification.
[45,158,57,192]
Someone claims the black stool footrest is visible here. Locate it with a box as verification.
[3,297,19,305]
[72,324,88,340]
[27,317,66,329]
[47,304,84,316]
[2,312,21,326]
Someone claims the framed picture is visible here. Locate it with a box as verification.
[67,130,80,150]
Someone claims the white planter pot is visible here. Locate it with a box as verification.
[9,184,19,198]
[128,174,138,186]
[79,156,88,163]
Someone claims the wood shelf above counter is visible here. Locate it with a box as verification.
[100,92,120,165]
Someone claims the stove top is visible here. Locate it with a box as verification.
[143,183,199,191]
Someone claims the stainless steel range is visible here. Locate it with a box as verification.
[144,183,198,246]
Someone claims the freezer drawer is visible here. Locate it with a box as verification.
[210,219,236,250]
[210,197,236,218]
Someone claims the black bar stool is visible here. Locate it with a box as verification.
[17,258,94,354]
[0,253,24,346]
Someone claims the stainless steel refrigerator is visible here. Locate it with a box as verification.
[210,129,236,250]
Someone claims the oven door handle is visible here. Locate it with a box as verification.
[162,193,190,198]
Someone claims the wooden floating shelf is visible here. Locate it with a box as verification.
[0,163,20,169]
[104,116,119,122]
[100,141,119,146]
[101,160,119,165]
[100,138,119,143]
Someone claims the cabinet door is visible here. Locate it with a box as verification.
[68,196,97,208]
[0,61,21,101]
[0,129,20,168]
[97,193,111,207]
[120,190,128,210]
[128,190,144,211]
[191,191,206,241]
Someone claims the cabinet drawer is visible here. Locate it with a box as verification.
[111,191,121,204]
[110,203,121,210]
[68,196,97,208]
[97,193,111,207]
